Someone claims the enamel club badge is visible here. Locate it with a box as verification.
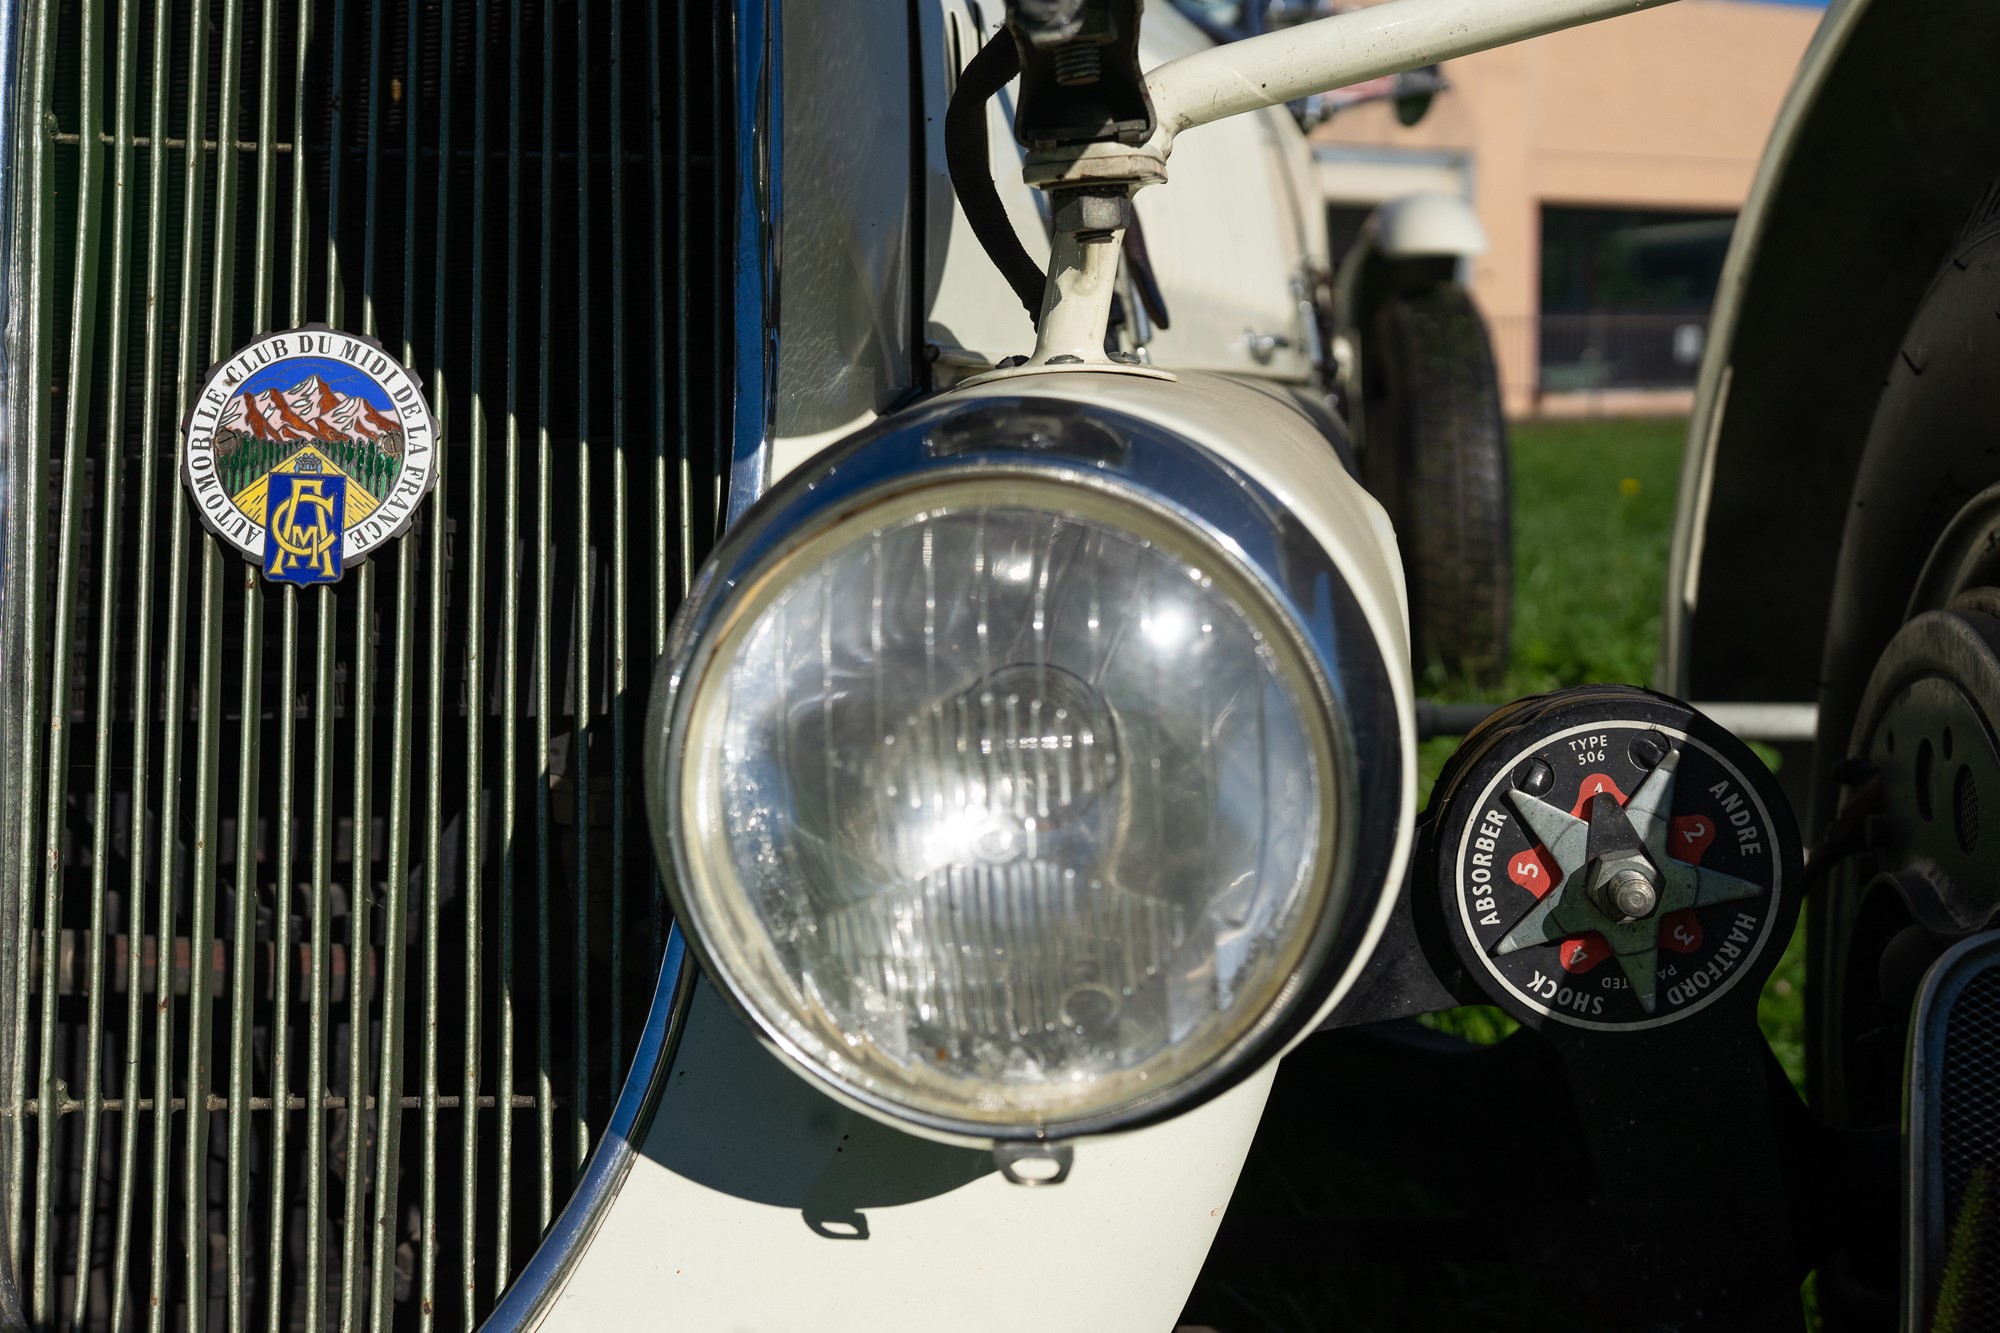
[183,329,438,585]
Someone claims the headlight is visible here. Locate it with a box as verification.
[648,398,1401,1143]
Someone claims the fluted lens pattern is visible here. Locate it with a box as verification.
[690,499,1327,1126]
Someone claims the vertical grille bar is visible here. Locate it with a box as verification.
[263,0,314,1317]
[457,0,491,1319]
[106,0,176,1310]
[262,579,300,1333]
[492,0,521,1299]
[263,615,300,1333]
[5,0,56,1275]
[226,0,285,1322]
[670,0,692,610]
[362,0,428,1317]
[416,0,459,1324]
[658,0,679,613]
[532,0,556,1237]
[263,0,311,1319]
[303,588,337,1333]
[334,2,392,1321]
[71,0,142,1315]
[186,0,249,1321]
[149,0,216,1322]
[364,547,416,1332]
[606,0,626,1106]
[221,351,259,1326]
[335,0,387,1325]
[181,533,224,1333]
[660,0,692,964]
[336,555,373,1333]
[570,0,593,1180]
[711,2,730,536]
[305,3,352,1322]
[32,0,103,1310]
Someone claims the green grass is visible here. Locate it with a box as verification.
[1495,417,1687,692]
[1416,416,1808,1092]
[1415,415,1687,802]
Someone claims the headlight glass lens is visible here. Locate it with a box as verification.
[678,481,1336,1129]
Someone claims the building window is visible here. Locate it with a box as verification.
[1538,205,1735,391]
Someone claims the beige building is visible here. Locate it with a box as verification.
[1311,0,1821,415]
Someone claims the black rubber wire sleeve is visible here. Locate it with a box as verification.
[944,32,1049,325]
[1123,204,1170,330]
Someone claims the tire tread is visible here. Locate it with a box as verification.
[1370,283,1513,680]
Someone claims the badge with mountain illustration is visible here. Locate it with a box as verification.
[182,328,438,585]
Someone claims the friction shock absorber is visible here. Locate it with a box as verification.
[1412,686,1810,1329]
[1423,685,1800,1033]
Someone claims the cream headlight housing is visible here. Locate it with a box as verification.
[646,397,1404,1144]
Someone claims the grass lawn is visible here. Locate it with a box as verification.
[1417,416,1809,1089]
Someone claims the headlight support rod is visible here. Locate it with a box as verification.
[996,0,1680,369]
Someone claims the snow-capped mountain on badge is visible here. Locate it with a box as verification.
[211,367,408,516]
[220,373,403,444]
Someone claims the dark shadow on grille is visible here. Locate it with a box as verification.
[7,0,731,1326]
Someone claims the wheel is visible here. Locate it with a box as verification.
[1808,179,2000,1327]
[1361,281,1513,682]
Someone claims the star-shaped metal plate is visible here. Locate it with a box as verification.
[1494,749,1764,1012]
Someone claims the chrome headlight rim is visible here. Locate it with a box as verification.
[677,472,1347,1134]
[645,396,1405,1143]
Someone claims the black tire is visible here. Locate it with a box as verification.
[1806,182,2000,1327]
[1813,185,2000,1093]
[1814,183,2000,833]
[1362,282,1513,682]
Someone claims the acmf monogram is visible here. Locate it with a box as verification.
[267,478,341,580]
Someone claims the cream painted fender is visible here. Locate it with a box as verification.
[1361,191,1487,262]
[530,372,1414,1333]
[537,983,1276,1333]
[1332,190,1486,334]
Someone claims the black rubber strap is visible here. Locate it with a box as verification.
[944,33,1048,326]
[1123,206,1170,331]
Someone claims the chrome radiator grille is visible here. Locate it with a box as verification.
[0,0,732,1325]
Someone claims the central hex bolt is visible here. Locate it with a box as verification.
[1606,866,1659,920]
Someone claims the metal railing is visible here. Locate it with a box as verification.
[1491,311,1711,401]
[0,0,732,1327]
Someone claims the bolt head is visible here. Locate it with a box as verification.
[1514,758,1555,797]
[1608,867,1658,920]
[1050,189,1131,235]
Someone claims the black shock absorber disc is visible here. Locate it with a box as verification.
[1424,686,1803,1033]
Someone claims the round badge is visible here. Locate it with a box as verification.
[181,328,438,584]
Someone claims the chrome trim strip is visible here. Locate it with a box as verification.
[479,928,699,1332]
[724,0,781,525]
[646,395,1404,1145]
[1904,927,2000,1333]
[483,0,781,1321]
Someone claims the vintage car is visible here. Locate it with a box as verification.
[0,0,1993,1328]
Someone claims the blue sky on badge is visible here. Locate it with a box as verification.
[236,354,398,410]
